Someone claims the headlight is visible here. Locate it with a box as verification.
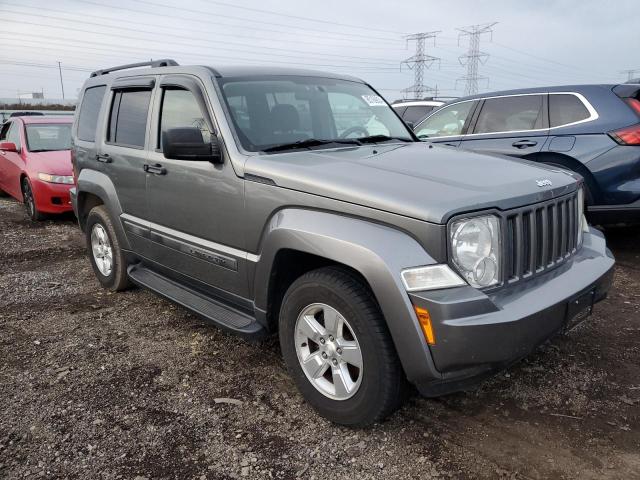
[401,264,466,292]
[38,173,74,185]
[450,215,501,288]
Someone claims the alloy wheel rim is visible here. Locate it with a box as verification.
[90,224,113,277]
[294,303,363,401]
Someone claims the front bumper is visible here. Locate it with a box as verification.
[32,179,74,214]
[409,227,614,396]
[69,186,78,217]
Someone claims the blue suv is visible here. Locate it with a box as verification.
[414,84,640,223]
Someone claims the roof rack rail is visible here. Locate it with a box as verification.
[90,59,179,77]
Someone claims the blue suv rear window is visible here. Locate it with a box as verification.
[549,94,590,127]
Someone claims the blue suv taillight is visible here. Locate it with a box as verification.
[609,123,640,145]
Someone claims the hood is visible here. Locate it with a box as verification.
[27,150,72,176]
[244,142,578,224]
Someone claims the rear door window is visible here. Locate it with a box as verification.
[549,94,590,127]
[108,89,152,148]
[77,85,106,142]
[474,95,544,134]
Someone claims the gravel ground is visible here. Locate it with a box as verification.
[0,196,639,480]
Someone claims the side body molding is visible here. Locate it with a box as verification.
[75,169,131,250]
[252,208,442,383]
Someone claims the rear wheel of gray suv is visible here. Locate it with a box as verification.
[85,205,131,291]
[279,266,406,426]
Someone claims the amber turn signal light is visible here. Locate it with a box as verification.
[413,305,436,345]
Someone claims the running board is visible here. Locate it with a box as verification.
[127,264,266,340]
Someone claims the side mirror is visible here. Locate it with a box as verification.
[0,141,17,152]
[162,127,222,164]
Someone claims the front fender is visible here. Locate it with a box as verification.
[253,208,442,383]
[76,169,130,250]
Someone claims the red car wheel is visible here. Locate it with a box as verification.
[22,178,45,221]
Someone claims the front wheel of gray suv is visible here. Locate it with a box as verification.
[85,205,131,292]
[279,266,406,426]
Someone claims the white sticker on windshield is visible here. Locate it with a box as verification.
[361,95,386,106]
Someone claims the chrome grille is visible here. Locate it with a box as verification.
[504,191,580,283]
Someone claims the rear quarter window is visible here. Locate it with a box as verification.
[549,94,591,127]
[77,85,106,142]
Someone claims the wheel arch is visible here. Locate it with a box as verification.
[535,152,600,204]
[264,249,372,333]
[252,208,442,383]
[19,172,29,202]
[75,169,130,249]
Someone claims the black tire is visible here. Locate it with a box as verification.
[279,266,406,426]
[85,205,131,291]
[22,177,46,221]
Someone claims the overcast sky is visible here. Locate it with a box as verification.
[0,0,638,101]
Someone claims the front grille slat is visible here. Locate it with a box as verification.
[552,204,557,261]
[503,191,580,286]
[528,211,537,274]
[514,213,524,279]
[569,197,576,251]
[540,207,548,268]
[558,200,565,259]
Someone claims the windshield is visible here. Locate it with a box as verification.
[217,76,414,152]
[26,124,72,152]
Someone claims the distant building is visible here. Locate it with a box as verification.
[18,92,45,99]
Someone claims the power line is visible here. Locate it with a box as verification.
[491,41,595,74]
[0,11,405,66]
[141,0,407,36]
[2,2,405,53]
[73,0,405,44]
[0,59,92,72]
[456,22,497,96]
[620,69,639,81]
[0,40,403,74]
[400,32,441,99]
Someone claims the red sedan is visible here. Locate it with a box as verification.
[0,116,74,221]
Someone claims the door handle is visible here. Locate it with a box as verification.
[443,142,458,147]
[143,163,167,175]
[95,154,112,163]
[512,140,537,149]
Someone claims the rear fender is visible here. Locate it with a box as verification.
[76,169,130,250]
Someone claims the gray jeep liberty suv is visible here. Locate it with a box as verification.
[70,60,615,426]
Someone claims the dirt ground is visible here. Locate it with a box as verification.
[0,196,638,480]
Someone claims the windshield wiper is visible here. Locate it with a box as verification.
[262,138,361,153]
[356,135,413,144]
